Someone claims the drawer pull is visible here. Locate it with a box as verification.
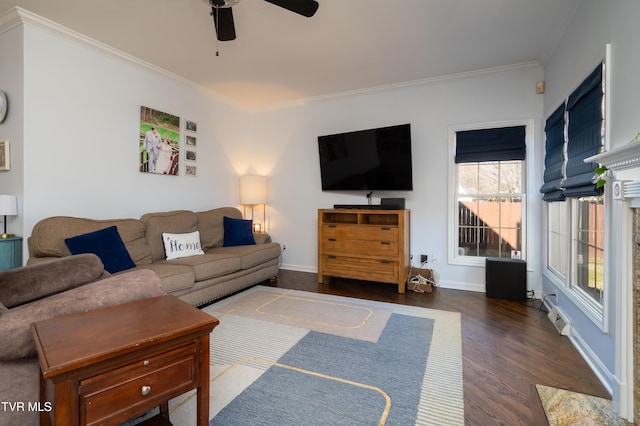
[380,227,391,231]
[141,386,151,396]
[328,255,337,259]
[143,360,150,366]
[381,260,392,264]
[328,238,337,242]
[380,241,390,245]
[328,224,337,228]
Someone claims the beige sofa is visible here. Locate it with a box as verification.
[27,207,281,306]
[0,254,166,426]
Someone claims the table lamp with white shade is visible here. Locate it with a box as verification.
[0,195,17,238]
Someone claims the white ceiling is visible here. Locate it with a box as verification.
[1,0,580,111]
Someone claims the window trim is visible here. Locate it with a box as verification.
[448,119,533,267]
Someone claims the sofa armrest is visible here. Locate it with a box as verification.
[0,269,165,361]
[253,233,272,245]
[0,254,109,309]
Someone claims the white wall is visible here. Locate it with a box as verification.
[0,23,24,240]
[14,19,251,257]
[251,65,544,294]
[541,0,640,415]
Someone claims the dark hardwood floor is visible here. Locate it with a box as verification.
[273,269,610,425]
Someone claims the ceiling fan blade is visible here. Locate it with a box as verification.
[264,0,319,17]
[211,6,236,41]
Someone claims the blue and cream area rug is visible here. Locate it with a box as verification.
[167,286,463,425]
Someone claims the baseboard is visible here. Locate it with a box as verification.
[541,294,614,398]
[567,327,614,397]
[279,264,318,273]
[438,280,485,293]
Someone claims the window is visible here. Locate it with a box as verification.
[547,201,567,277]
[450,123,528,263]
[573,196,605,304]
[457,161,523,258]
[542,63,606,318]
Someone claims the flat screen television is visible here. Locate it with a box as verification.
[318,123,413,191]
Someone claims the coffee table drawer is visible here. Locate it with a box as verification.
[80,344,196,426]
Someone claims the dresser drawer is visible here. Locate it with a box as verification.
[323,224,398,242]
[322,238,398,257]
[80,344,196,426]
[322,255,399,284]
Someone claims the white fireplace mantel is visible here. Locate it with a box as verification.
[585,142,640,171]
[586,143,640,207]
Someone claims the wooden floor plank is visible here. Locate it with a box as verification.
[273,270,609,425]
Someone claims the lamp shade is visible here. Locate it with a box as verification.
[239,175,268,205]
[0,195,17,216]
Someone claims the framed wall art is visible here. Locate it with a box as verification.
[0,141,9,171]
[139,106,180,175]
[185,165,197,177]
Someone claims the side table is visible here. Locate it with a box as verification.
[31,295,219,426]
[0,236,22,270]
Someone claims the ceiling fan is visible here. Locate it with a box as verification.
[205,0,319,42]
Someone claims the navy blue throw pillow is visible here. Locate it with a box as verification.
[65,226,136,273]
[223,216,256,247]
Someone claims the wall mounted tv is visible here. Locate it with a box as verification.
[318,123,413,191]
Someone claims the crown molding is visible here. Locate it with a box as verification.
[1,6,543,114]
[0,6,241,109]
[253,61,542,113]
[0,6,23,34]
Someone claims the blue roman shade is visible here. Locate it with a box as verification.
[540,104,566,201]
[564,64,604,198]
[455,126,526,164]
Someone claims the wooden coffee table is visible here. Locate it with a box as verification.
[31,295,219,426]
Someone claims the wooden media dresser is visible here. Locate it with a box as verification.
[318,208,410,293]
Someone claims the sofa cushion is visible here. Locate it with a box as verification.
[141,211,198,262]
[0,269,164,361]
[162,231,205,260]
[132,263,196,293]
[161,253,241,281]
[196,207,243,250]
[65,226,136,273]
[209,242,281,270]
[223,216,256,247]
[0,254,107,309]
[28,216,152,265]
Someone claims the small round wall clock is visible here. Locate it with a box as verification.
[0,91,7,124]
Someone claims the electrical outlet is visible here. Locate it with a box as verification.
[432,254,439,264]
[282,244,287,251]
[420,254,428,264]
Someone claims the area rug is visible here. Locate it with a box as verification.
[167,286,464,425]
[535,384,628,426]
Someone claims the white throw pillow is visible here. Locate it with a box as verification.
[162,231,205,260]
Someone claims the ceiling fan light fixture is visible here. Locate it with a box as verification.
[204,0,241,8]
